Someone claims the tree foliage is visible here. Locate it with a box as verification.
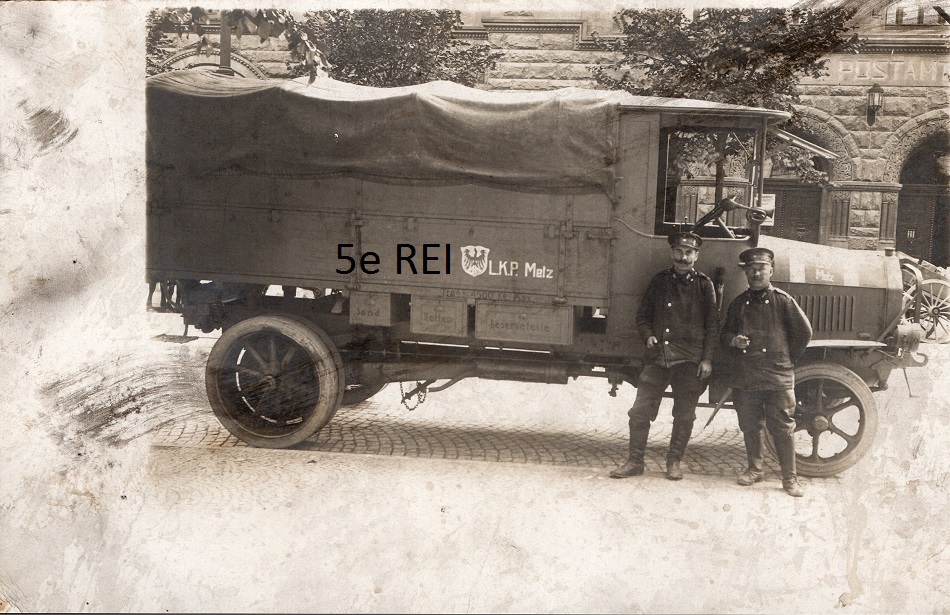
[147,8,321,78]
[146,9,174,76]
[593,8,861,184]
[146,8,499,88]
[292,9,502,87]
[593,8,859,110]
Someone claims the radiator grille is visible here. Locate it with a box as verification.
[794,294,855,332]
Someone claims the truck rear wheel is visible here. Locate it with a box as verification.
[766,362,878,478]
[205,315,344,448]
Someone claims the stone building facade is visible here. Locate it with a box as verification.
[157,3,950,263]
[788,2,949,262]
[457,4,949,263]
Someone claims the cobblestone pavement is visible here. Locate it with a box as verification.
[152,397,779,478]
[12,330,944,612]
[141,326,935,481]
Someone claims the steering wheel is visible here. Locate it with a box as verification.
[689,197,770,239]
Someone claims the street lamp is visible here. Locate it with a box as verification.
[866,83,884,125]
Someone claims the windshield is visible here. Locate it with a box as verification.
[655,126,759,236]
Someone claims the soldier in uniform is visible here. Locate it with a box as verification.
[721,247,812,497]
[610,231,718,481]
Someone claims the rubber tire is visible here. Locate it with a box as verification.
[205,314,344,448]
[765,361,878,478]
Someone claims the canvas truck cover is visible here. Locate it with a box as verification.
[146,69,787,196]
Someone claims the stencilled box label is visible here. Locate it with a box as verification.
[349,291,393,326]
[475,302,573,345]
[410,298,468,337]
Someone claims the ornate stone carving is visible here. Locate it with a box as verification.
[727,151,750,178]
[848,236,879,250]
[681,150,749,179]
[684,161,706,177]
[162,49,267,79]
[787,107,859,182]
[882,112,950,183]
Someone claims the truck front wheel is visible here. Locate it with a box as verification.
[766,361,878,478]
[205,315,344,448]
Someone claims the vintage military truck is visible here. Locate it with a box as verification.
[146,69,926,476]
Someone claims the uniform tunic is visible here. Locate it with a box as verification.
[625,267,719,462]
[720,285,812,391]
[637,268,719,368]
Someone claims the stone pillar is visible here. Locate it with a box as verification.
[878,185,902,250]
[826,187,852,249]
[849,187,883,250]
[829,181,905,251]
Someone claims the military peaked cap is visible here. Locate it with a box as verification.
[668,231,702,249]
[738,247,775,267]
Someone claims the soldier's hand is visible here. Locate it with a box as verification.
[732,335,750,349]
[697,359,713,380]
[646,336,658,348]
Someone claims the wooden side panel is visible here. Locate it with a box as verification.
[615,114,660,231]
[221,208,351,279]
[275,177,359,213]
[149,204,227,275]
[606,114,660,341]
[149,172,612,305]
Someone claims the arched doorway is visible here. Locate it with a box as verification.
[896,132,950,266]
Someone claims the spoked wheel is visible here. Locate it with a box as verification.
[206,315,344,448]
[918,279,950,343]
[766,362,877,478]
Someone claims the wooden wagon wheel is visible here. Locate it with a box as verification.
[917,279,950,343]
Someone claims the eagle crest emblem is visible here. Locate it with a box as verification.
[461,245,489,277]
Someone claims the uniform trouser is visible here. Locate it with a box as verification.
[733,388,798,480]
[626,362,705,467]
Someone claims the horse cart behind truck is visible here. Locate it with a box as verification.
[146,69,926,477]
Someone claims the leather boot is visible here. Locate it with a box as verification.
[610,421,650,478]
[773,432,804,497]
[737,430,766,486]
[665,422,692,481]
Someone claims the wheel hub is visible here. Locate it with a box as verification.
[810,414,830,432]
[261,374,277,391]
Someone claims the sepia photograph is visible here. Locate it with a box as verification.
[1,0,948,611]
